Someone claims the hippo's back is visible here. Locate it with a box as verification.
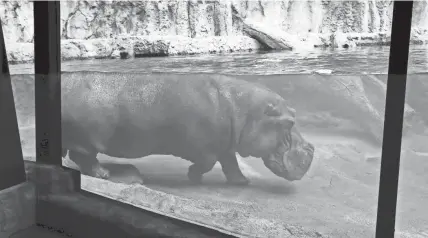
[61,72,237,159]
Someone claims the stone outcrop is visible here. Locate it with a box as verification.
[5,35,261,64]
[232,5,311,50]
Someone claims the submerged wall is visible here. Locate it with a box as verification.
[1,0,428,63]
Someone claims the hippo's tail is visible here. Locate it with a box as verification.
[62,149,68,158]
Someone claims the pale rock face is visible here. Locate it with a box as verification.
[2,0,428,41]
[5,42,33,64]
[0,0,427,62]
[0,0,34,45]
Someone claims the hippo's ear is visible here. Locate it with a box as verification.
[264,103,282,117]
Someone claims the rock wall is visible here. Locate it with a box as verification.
[2,0,428,43]
[1,0,428,62]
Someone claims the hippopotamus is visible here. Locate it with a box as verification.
[61,71,315,185]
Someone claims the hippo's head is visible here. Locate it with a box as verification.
[237,99,314,181]
[263,126,315,181]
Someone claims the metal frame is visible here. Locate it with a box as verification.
[375,1,413,237]
[33,1,63,166]
[0,1,415,237]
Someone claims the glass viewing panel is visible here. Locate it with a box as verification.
[3,0,423,237]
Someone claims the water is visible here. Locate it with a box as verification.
[11,45,428,238]
[9,45,428,75]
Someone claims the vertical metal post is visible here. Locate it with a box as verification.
[33,1,62,165]
[0,17,26,190]
[376,1,413,238]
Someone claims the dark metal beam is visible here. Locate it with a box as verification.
[0,16,27,190]
[33,1,62,165]
[376,1,413,238]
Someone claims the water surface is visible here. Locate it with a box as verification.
[9,45,428,75]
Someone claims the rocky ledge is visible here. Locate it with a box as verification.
[6,35,260,64]
[6,30,428,65]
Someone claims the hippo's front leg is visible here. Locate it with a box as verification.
[187,154,218,184]
[218,152,250,186]
[68,150,110,179]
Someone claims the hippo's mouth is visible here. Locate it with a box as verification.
[263,137,315,181]
[262,137,291,178]
[263,156,285,178]
[282,142,315,181]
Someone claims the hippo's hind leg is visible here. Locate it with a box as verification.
[68,150,110,179]
[218,152,250,186]
[187,154,218,184]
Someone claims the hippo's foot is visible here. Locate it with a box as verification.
[187,165,203,184]
[219,153,250,186]
[187,155,218,185]
[101,163,144,185]
[82,164,110,180]
[226,175,250,186]
[68,150,110,180]
[92,165,110,179]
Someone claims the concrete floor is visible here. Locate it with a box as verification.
[9,225,72,238]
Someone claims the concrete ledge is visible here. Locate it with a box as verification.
[20,161,237,237]
[18,161,323,237]
[0,182,36,237]
[37,192,237,238]
[81,176,325,238]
